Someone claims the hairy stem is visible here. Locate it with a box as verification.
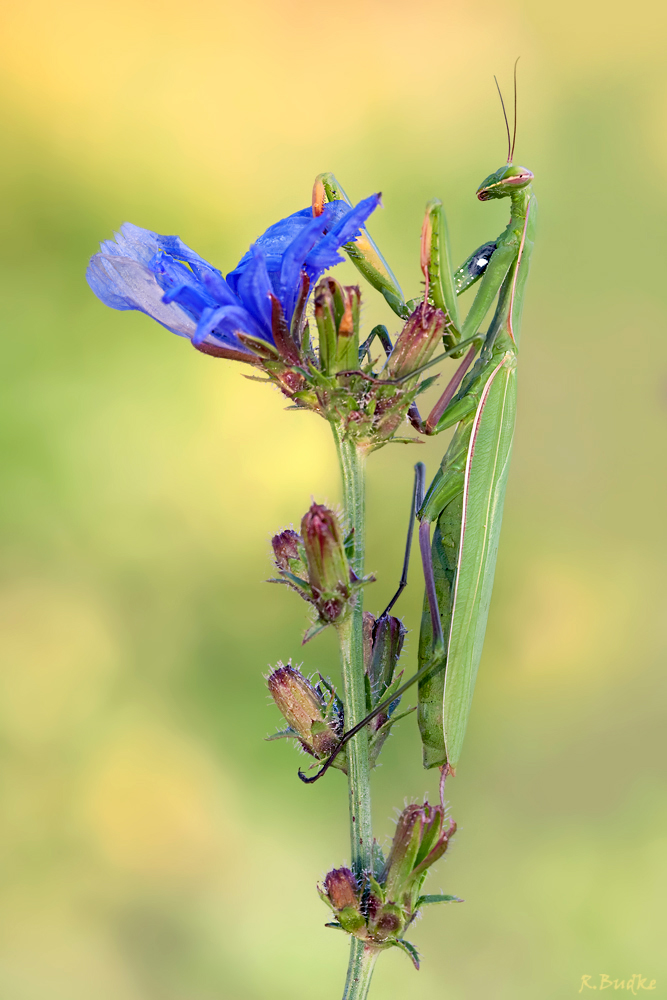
[342,940,380,1000]
[331,425,375,1000]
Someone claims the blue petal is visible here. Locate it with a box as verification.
[98,223,161,265]
[234,248,274,335]
[151,253,220,322]
[162,283,213,320]
[304,193,382,274]
[278,206,341,320]
[86,254,197,339]
[153,232,221,271]
[193,305,269,348]
[226,207,313,293]
[201,269,239,307]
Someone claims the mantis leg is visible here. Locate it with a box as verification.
[380,462,425,618]
[358,324,393,364]
[317,172,408,318]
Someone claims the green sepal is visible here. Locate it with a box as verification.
[314,286,338,375]
[236,332,281,359]
[391,938,420,970]
[337,906,367,934]
[368,706,415,768]
[274,569,312,594]
[324,921,345,931]
[415,894,463,906]
[414,374,441,395]
[371,841,386,879]
[367,873,386,903]
[264,728,295,742]
[302,620,329,645]
[372,705,416,734]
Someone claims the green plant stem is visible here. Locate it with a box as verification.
[331,424,376,1000]
[342,940,380,1000]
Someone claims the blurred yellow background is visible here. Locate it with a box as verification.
[1,0,666,996]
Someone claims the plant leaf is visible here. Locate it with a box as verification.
[392,938,420,970]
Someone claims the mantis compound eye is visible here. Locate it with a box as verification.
[477,165,534,200]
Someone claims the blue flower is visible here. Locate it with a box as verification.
[87,194,381,363]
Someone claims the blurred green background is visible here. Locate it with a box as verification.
[1,0,666,997]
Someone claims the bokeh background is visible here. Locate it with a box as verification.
[1,0,666,997]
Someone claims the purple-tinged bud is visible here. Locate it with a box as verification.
[387,302,446,381]
[301,503,351,621]
[368,906,402,942]
[382,801,455,899]
[366,615,406,702]
[362,612,376,674]
[321,867,366,934]
[267,664,340,757]
[272,529,302,571]
[324,867,359,910]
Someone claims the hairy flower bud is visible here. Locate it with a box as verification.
[382,801,455,899]
[267,664,340,757]
[387,302,446,381]
[365,614,406,701]
[325,867,360,910]
[301,503,351,622]
[271,529,303,571]
[320,867,366,933]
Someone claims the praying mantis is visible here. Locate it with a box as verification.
[299,83,536,783]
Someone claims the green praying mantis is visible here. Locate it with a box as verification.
[300,86,536,783]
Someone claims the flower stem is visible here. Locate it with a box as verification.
[342,940,380,1000]
[331,425,376,1000]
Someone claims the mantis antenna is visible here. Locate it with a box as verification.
[494,75,512,164]
[495,58,521,165]
[511,57,520,163]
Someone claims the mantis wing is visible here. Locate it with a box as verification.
[442,354,516,769]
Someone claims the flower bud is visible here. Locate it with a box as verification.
[267,664,340,757]
[321,868,366,934]
[387,302,446,381]
[318,804,458,959]
[271,529,303,571]
[382,801,455,900]
[301,503,351,622]
[314,278,360,375]
[324,867,359,910]
[366,614,406,701]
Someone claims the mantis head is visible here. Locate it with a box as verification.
[476,164,534,202]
